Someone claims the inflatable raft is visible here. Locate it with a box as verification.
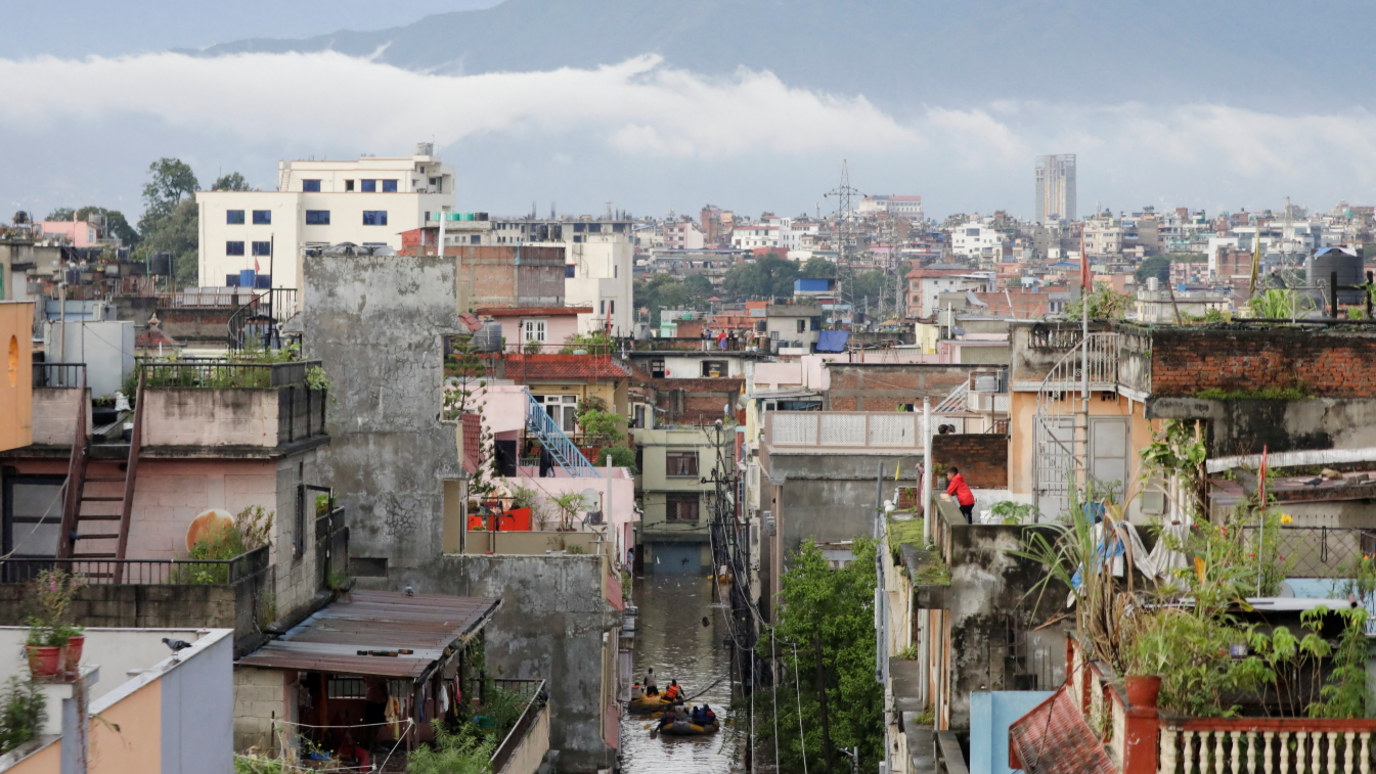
[628,695,676,714]
[659,720,719,736]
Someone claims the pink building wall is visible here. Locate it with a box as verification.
[37,221,99,247]
[490,312,582,351]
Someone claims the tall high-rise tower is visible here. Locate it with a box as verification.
[1035,154,1077,223]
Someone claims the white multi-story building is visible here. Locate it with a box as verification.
[949,220,1003,259]
[731,225,779,250]
[778,218,821,252]
[858,195,924,220]
[197,145,454,289]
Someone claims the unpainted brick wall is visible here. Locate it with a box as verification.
[1149,328,1376,398]
[932,433,1008,488]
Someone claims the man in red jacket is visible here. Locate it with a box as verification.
[947,466,975,523]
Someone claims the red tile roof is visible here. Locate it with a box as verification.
[504,354,631,383]
[1009,687,1116,774]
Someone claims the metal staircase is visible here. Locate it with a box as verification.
[57,370,146,580]
[524,391,601,478]
[1032,333,1117,517]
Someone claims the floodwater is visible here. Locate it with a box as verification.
[619,575,743,774]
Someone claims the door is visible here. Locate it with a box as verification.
[651,543,703,575]
[1033,417,1074,520]
[1090,417,1129,502]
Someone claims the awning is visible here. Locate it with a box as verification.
[815,330,849,353]
[1008,687,1116,774]
[236,590,501,680]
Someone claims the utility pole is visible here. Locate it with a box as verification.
[824,160,865,325]
[814,635,834,774]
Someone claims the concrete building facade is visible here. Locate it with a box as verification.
[1034,153,1076,223]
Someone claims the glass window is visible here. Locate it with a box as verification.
[381,180,398,193]
[305,210,330,225]
[226,241,245,256]
[522,319,547,343]
[302,179,321,192]
[345,180,355,192]
[565,264,576,278]
[362,211,388,226]
[666,451,699,477]
[252,210,271,225]
[226,210,245,225]
[361,180,377,192]
[252,241,271,256]
[796,319,807,333]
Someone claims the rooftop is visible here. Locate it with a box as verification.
[502,354,632,382]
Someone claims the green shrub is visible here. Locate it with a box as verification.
[595,446,638,473]
[0,677,46,753]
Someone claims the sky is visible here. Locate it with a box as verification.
[4,4,1376,226]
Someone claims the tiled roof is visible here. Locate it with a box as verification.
[504,354,631,383]
[1008,687,1116,774]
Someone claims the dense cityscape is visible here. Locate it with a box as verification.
[7,5,1376,774]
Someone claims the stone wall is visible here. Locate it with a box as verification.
[143,389,279,447]
[233,666,286,753]
[29,387,88,446]
[932,434,1008,488]
[0,583,236,629]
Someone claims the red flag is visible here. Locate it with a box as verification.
[254,257,261,274]
[1080,229,1091,292]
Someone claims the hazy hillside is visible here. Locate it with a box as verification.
[194,0,1373,110]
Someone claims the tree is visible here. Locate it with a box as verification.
[1134,256,1171,284]
[759,538,884,772]
[799,255,837,279]
[212,172,252,192]
[44,207,74,221]
[682,274,714,299]
[723,254,798,300]
[137,199,199,288]
[141,158,199,221]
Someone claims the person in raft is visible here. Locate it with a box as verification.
[663,680,681,702]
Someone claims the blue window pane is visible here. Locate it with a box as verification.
[302,179,321,192]
[565,264,576,278]
[252,210,271,225]
[226,241,245,256]
[360,180,377,193]
[252,241,271,256]
[362,211,388,226]
[227,210,245,225]
[381,180,398,193]
[306,210,330,225]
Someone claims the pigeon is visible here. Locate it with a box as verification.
[1302,476,1325,487]
[163,638,192,658]
[405,584,415,597]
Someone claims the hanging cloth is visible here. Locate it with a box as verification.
[385,697,401,738]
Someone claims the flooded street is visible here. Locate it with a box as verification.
[620,575,742,774]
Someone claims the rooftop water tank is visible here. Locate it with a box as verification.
[1312,246,1364,305]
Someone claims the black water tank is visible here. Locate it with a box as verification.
[1313,246,1364,304]
[150,252,172,275]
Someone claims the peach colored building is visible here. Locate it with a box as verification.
[36,221,100,247]
[477,306,590,353]
[0,301,33,452]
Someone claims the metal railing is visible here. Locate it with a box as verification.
[524,392,600,478]
[138,358,318,389]
[1031,332,1118,517]
[490,679,549,774]
[33,362,86,389]
[0,544,269,586]
[1239,525,1376,579]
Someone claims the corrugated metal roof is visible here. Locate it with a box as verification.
[1008,686,1116,774]
[236,591,500,680]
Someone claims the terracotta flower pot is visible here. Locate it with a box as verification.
[26,646,61,678]
[1125,675,1162,708]
[61,636,85,676]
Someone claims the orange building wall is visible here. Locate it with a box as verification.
[90,681,162,774]
[0,302,34,452]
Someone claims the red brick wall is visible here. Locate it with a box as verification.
[932,433,1008,488]
[1149,327,1376,398]
[824,364,978,410]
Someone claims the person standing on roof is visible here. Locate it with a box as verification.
[947,466,976,523]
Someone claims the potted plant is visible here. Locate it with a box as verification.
[23,622,60,679]
[24,571,86,679]
[1122,616,1166,708]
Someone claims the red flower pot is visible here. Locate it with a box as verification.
[1125,675,1162,708]
[61,636,85,676]
[26,646,61,678]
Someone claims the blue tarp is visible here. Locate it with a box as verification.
[795,278,833,292]
[815,330,849,353]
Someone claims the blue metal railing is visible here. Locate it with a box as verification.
[525,392,601,478]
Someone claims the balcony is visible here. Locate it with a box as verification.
[490,679,551,774]
[764,410,927,452]
[0,545,274,656]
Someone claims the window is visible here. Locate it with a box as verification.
[226,210,245,225]
[252,210,271,225]
[252,241,271,256]
[666,493,700,522]
[302,179,321,192]
[306,210,330,225]
[362,211,388,226]
[381,180,398,193]
[534,394,578,432]
[345,180,355,192]
[701,360,726,378]
[650,359,665,378]
[226,241,245,256]
[589,223,601,233]
[565,264,576,278]
[608,300,615,315]
[666,451,699,477]
[327,676,366,699]
[522,319,547,343]
[796,319,807,333]
[361,180,377,192]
